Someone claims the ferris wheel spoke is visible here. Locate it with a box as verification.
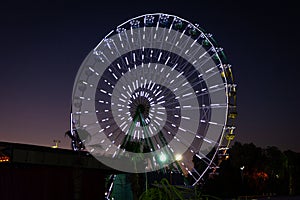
[158,120,221,153]
[122,29,133,52]
[149,119,174,150]
[75,121,99,130]
[159,124,218,174]
[195,152,216,168]
[163,104,228,111]
[159,86,225,108]
[100,42,140,91]
[147,58,221,103]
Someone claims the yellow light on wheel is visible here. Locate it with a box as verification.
[175,154,182,161]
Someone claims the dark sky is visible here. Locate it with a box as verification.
[1,0,299,151]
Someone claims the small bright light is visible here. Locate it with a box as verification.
[0,156,10,162]
[52,140,60,148]
[159,154,167,162]
[240,166,245,170]
[175,154,182,161]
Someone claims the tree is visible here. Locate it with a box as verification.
[262,146,286,195]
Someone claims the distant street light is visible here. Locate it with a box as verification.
[52,140,60,148]
[240,165,245,193]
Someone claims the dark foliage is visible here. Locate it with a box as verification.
[201,142,300,198]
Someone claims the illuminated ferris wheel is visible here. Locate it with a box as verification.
[71,13,237,185]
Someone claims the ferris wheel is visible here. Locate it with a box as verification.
[71,13,237,185]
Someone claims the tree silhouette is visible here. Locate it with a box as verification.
[201,142,300,198]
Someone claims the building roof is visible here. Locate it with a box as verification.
[0,141,118,172]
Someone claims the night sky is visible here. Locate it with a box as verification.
[1,0,299,151]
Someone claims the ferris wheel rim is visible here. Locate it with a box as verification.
[71,13,236,185]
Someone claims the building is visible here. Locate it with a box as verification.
[0,141,117,200]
